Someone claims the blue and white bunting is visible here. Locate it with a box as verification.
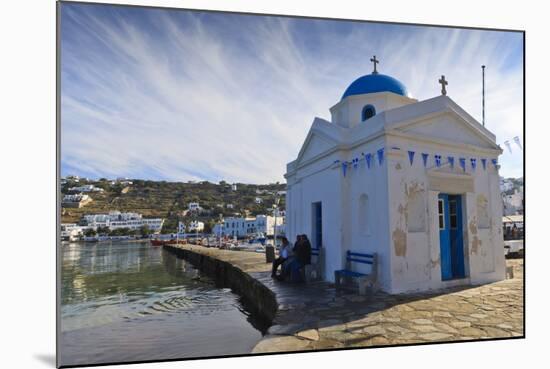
[408,151,415,166]
[422,153,429,167]
[435,155,442,167]
[377,148,384,166]
[459,158,466,172]
[513,136,523,150]
[338,150,502,177]
[504,140,512,154]
[448,156,455,169]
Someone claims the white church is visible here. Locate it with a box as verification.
[285,57,505,294]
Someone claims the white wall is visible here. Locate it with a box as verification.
[287,153,345,281]
[346,137,392,290]
[384,134,504,293]
[330,92,416,128]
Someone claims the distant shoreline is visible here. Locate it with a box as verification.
[61,238,152,245]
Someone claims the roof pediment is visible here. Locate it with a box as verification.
[287,96,502,176]
[295,117,341,166]
[383,95,500,151]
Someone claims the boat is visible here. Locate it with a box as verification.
[248,232,266,245]
[151,239,165,246]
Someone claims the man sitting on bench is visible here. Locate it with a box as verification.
[271,237,291,278]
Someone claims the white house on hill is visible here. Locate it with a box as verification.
[285,61,505,294]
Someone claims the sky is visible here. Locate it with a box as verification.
[60,3,524,184]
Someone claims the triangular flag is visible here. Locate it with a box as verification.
[459,158,466,172]
[342,162,348,177]
[448,156,455,169]
[408,151,415,166]
[481,158,487,170]
[353,158,359,169]
[365,153,372,169]
[513,136,523,150]
[470,158,477,170]
[504,140,512,154]
[422,153,429,167]
[491,158,498,168]
[435,155,442,167]
[377,148,384,166]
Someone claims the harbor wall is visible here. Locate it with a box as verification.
[163,245,278,323]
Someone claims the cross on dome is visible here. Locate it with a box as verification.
[438,75,448,95]
[370,55,379,74]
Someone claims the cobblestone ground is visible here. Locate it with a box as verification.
[169,245,523,353]
[254,278,523,352]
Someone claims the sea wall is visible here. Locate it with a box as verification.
[163,245,278,323]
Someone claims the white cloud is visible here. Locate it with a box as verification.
[61,6,524,183]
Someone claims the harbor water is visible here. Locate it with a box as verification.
[59,241,265,366]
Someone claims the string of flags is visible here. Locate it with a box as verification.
[336,147,500,177]
[501,136,523,154]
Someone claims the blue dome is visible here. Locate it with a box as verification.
[342,73,408,100]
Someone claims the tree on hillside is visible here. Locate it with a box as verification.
[110,227,131,236]
[139,225,151,238]
[84,228,97,237]
[203,219,216,234]
[97,226,110,235]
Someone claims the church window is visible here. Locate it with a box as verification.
[449,200,458,229]
[362,104,376,121]
[477,195,490,229]
[408,190,426,232]
[312,202,323,248]
[438,199,445,230]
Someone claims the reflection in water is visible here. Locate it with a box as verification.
[60,241,264,366]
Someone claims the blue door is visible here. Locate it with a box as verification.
[313,202,323,249]
[438,194,465,280]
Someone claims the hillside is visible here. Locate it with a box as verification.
[501,177,524,196]
[61,179,286,233]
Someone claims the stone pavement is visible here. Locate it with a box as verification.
[168,245,523,353]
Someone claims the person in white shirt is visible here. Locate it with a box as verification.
[271,237,291,278]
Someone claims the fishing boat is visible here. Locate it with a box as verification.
[150,239,165,246]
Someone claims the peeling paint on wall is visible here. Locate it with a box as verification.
[469,217,481,255]
[471,235,481,255]
[398,203,408,226]
[469,218,478,235]
[404,181,425,199]
[393,228,407,257]
[428,257,440,269]
[477,194,488,211]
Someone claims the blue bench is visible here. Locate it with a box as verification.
[334,251,377,295]
[303,247,325,283]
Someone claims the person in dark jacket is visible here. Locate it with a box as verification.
[284,234,311,282]
[293,234,311,266]
[301,235,312,265]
